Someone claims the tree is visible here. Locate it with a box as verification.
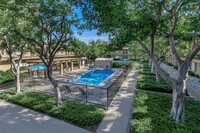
[0,51,2,61]
[87,39,110,65]
[0,6,28,94]
[12,0,80,105]
[74,0,200,122]
[69,39,88,57]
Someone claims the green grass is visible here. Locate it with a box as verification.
[131,91,200,133]
[0,89,104,127]
[136,62,172,93]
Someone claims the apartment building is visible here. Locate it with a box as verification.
[103,45,132,60]
[0,49,86,72]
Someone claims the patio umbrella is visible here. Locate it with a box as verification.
[28,64,47,78]
[28,65,47,91]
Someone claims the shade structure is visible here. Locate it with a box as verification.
[28,64,46,70]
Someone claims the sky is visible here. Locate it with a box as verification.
[73,7,108,43]
[74,30,108,43]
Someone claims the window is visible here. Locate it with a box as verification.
[123,50,128,54]
[191,62,197,71]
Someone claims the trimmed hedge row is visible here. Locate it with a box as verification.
[112,61,132,68]
[136,62,172,93]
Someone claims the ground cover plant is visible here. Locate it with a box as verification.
[0,89,104,127]
[136,62,172,93]
[131,91,200,133]
[0,70,14,84]
[113,61,132,68]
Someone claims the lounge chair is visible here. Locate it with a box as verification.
[64,85,72,93]
[79,88,93,97]
[60,85,72,94]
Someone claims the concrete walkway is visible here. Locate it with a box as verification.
[0,100,91,133]
[96,67,138,133]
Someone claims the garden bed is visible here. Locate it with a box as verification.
[0,89,104,132]
[131,91,200,133]
[136,62,172,93]
[0,70,15,84]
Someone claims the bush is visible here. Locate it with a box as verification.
[113,58,120,61]
[188,70,200,78]
[137,82,172,93]
[0,89,104,127]
[0,70,15,84]
[20,66,28,71]
[173,65,178,70]
[112,62,131,68]
[137,62,172,93]
[131,91,200,133]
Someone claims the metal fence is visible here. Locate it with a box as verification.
[57,64,132,109]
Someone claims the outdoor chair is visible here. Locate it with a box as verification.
[64,85,72,93]
[79,88,93,98]
[59,85,72,94]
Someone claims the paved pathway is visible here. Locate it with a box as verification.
[161,63,200,100]
[96,67,138,133]
[0,100,91,133]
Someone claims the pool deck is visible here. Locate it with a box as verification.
[96,67,138,133]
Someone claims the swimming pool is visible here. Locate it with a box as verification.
[69,69,114,86]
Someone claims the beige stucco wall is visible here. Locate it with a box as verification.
[0,62,11,71]
[95,60,112,68]
[195,62,200,76]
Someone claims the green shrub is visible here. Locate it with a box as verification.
[112,62,131,68]
[188,70,200,78]
[137,82,171,93]
[131,91,200,133]
[136,62,172,93]
[0,89,104,127]
[173,65,178,70]
[0,70,15,84]
[20,66,28,71]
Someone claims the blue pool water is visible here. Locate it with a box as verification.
[70,69,114,86]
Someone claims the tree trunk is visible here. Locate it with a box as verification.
[151,63,154,73]
[15,67,21,95]
[155,70,160,83]
[170,80,186,122]
[54,81,62,105]
[47,68,62,106]
[149,59,151,67]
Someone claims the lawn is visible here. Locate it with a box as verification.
[131,91,200,133]
[0,89,104,128]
